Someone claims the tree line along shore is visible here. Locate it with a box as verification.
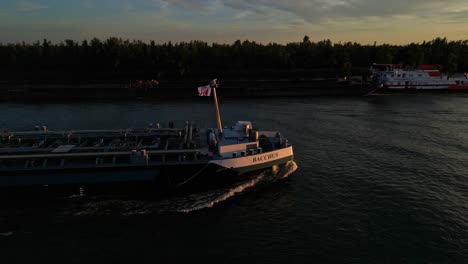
[1,36,467,81]
[0,36,466,99]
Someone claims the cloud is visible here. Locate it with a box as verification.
[161,0,210,11]
[2,0,467,44]
[232,10,252,20]
[221,0,401,21]
[16,1,48,12]
[151,0,468,25]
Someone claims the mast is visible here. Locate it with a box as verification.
[210,79,223,135]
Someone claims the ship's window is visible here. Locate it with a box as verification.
[391,74,395,77]
[456,81,460,85]
[418,74,422,77]
[403,74,406,78]
[397,74,401,77]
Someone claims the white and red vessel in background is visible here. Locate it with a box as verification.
[370,63,468,91]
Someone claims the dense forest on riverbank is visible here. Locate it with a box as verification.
[1,36,467,83]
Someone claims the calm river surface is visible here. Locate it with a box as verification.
[1,95,468,263]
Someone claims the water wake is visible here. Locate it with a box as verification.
[72,161,298,216]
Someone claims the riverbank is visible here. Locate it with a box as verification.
[0,79,369,101]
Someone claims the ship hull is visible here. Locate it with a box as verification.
[0,149,294,197]
[370,86,468,94]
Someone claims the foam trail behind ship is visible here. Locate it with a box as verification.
[163,161,297,213]
[71,161,298,216]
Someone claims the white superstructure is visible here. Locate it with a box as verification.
[206,121,293,173]
[370,64,468,90]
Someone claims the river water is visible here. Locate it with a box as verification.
[1,95,468,263]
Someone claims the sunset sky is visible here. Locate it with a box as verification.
[1,0,468,44]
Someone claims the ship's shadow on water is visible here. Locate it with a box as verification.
[69,161,298,216]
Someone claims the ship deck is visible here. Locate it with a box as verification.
[0,122,211,171]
